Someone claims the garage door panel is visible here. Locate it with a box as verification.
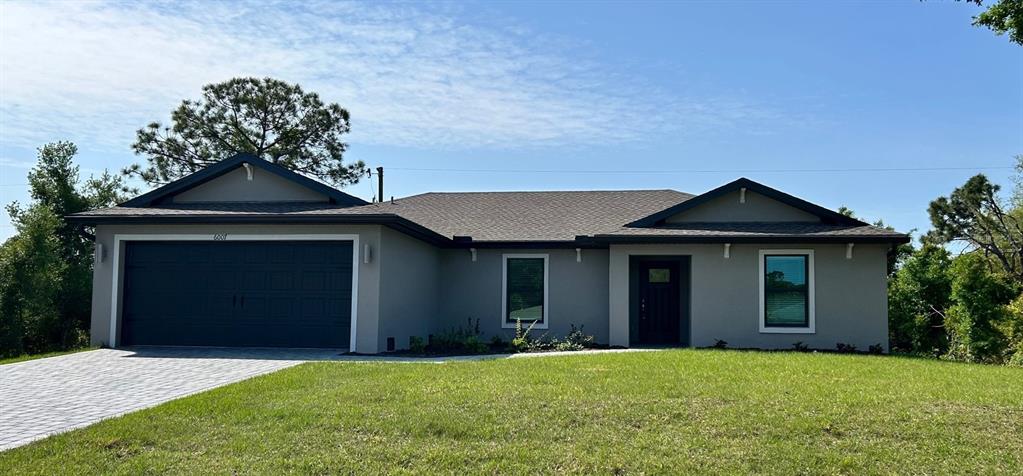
[122,241,352,348]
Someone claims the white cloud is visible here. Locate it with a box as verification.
[0,0,779,151]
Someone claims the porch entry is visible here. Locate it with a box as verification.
[629,256,691,346]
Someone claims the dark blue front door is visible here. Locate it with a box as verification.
[121,241,353,348]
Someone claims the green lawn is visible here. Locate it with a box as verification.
[2,350,1021,475]
[0,347,95,366]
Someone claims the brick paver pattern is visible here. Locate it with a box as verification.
[0,347,343,451]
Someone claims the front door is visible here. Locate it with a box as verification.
[637,260,682,345]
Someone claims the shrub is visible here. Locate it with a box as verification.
[508,321,596,353]
[510,319,537,353]
[836,343,857,353]
[1003,294,1023,366]
[887,244,952,355]
[944,254,1017,363]
[408,336,426,354]
[563,324,595,349]
[712,339,728,349]
[429,318,488,354]
[791,341,809,352]
[868,343,885,355]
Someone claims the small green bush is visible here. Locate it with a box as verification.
[791,341,809,352]
[428,318,489,354]
[836,343,857,353]
[409,336,426,354]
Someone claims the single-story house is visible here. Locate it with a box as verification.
[69,154,910,354]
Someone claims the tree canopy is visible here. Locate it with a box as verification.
[126,77,367,187]
[970,0,1023,46]
[0,142,131,356]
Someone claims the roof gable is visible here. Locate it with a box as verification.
[627,178,866,227]
[120,154,368,208]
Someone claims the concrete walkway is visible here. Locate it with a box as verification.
[0,347,340,451]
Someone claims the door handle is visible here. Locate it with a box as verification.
[641,298,646,319]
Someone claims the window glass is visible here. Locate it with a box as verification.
[506,258,545,323]
[764,255,809,327]
[648,268,671,283]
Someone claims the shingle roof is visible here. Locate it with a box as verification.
[74,190,694,242]
[350,190,694,242]
[593,222,906,241]
[71,190,909,244]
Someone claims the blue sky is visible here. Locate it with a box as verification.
[0,0,1020,240]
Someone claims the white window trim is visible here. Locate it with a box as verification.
[501,253,549,329]
[758,249,815,334]
[109,234,360,351]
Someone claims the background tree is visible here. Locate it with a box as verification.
[966,0,1023,46]
[927,172,1023,282]
[888,244,953,355]
[944,253,1018,362]
[126,77,367,187]
[0,142,132,357]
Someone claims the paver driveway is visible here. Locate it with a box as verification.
[0,347,343,451]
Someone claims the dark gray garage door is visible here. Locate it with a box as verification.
[121,241,353,348]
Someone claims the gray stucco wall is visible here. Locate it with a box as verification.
[666,190,821,223]
[437,248,610,344]
[88,223,384,353]
[609,243,890,351]
[172,167,330,203]
[377,227,441,351]
[88,224,891,354]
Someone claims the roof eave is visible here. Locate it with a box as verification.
[66,213,450,246]
[585,234,911,245]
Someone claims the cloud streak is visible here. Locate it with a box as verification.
[0,0,780,151]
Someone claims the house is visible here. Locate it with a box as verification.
[69,154,910,354]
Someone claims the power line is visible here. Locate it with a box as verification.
[384,165,1014,175]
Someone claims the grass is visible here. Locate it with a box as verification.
[0,346,95,366]
[2,349,1021,474]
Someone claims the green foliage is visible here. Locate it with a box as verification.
[972,0,1023,45]
[835,342,858,353]
[888,244,953,354]
[426,318,488,354]
[0,142,128,357]
[1004,295,1023,366]
[408,336,426,354]
[509,320,596,353]
[127,77,367,187]
[927,174,1023,281]
[510,318,537,353]
[0,205,68,355]
[944,253,1018,362]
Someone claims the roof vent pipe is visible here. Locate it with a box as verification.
[376,166,384,203]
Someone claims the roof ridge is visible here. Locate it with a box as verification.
[411,189,690,195]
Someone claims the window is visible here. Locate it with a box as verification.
[648,268,671,283]
[502,254,548,329]
[759,250,815,333]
